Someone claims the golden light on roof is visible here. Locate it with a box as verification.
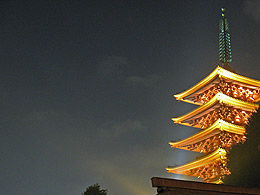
[172,92,258,125]
[169,119,245,151]
[211,178,224,184]
[166,148,227,174]
[174,66,260,104]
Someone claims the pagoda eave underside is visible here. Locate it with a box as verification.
[166,148,227,174]
[169,119,245,152]
[174,66,260,105]
[172,92,259,127]
[180,79,260,105]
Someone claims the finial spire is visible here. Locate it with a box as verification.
[219,7,232,70]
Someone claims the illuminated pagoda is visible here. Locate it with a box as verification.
[166,8,260,184]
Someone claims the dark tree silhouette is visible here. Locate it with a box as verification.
[224,110,260,187]
[82,183,107,195]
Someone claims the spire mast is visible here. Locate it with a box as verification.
[219,8,232,70]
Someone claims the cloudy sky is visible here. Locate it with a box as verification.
[1,1,260,194]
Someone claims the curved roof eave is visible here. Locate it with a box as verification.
[166,148,227,174]
[172,92,259,124]
[174,66,260,104]
[169,119,245,150]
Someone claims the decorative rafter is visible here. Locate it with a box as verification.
[174,66,260,105]
[172,92,258,128]
[169,119,246,153]
[167,148,229,183]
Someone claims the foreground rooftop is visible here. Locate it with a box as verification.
[151,177,260,195]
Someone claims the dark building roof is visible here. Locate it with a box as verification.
[151,177,260,195]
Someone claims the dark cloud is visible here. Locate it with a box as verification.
[97,56,128,76]
[126,74,161,87]
[98,119,145,138]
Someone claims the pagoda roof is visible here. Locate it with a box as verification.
[172,92,259,128]
[174,66,260,105]
[166,148,226,174]
[169,119,245,152]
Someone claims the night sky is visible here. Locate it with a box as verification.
[1,1,260,195]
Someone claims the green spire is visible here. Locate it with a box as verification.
[219,8,232,70]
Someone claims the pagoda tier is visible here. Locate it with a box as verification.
[169,119,246,153]
[166,148,230,183]
[174,67,260,105]
[168,8,260,184]
[172,92,259,129]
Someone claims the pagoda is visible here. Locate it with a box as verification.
[166,8,260,184]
